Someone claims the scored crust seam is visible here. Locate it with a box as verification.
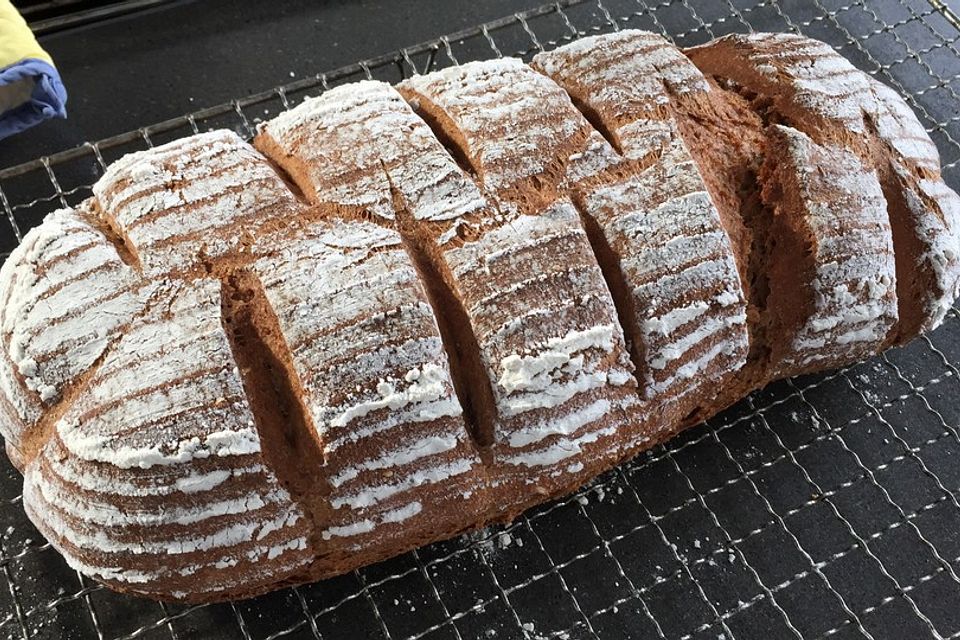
[684,35,958,342]
[523,46,784,417]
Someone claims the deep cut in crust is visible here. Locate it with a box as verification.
[530,31,756,433]
[248,220,490,573]
[256,76,638,519]
[1,30,957,603]
[760,125,897,378]
[686,32,960,341]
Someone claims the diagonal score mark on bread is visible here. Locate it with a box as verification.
[381,163,498,455]
[0,30,958,603]
[218,268,333,576]
[402,52,749,454]
[253,76,639,524]
[0,202,156,470]
[532,29,906,425]
[24,280,315,600]
[685,32,960,342]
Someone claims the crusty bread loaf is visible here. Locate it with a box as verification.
[1,30,958,603]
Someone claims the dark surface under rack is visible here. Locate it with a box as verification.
[3,0,960,638]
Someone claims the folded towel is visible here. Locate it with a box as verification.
[0,0,66,141]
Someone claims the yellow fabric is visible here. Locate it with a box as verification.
[0,0,52,69]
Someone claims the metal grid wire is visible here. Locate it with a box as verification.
[1,0,960,638]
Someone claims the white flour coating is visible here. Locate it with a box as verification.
[49,545,308,590]
[643,301,710,337]
[328,363,456,429]
[330,458,476,510]
[323,396,463,453]
[485,292,606,343]
[725,33,870,132]
[532,30,710,125]
[566,131,623,183]
[503,425,618,467]
[773,126,897,370]
[708,33,960,331]
[26,470,303,555]
[500,372,612,416]
[260,537,310,561]
[271,56,636,498]
[650,339,744,396]
[617,119,685,162]
[60,423,261,469]
[22,280,312,592]
[380,501,424,524]
[34,467,288,527]
[731,31,947,178]
[402,58,584,194]
[908,176,960,327]
[254,223,467,440]
[329,433,460,487]
[44,447,263,497]
[497,324,616,394]
[406,53,755,472]
[177,548,314,590]
[507,399,612,448]
[321,519,376,540]
[93,129,304,276]
[321,500,425,539]
[260,80,489,231]
[869,79,941,172]
[0,207,149,445]
[649,313,747,371]
[176,466,262,493]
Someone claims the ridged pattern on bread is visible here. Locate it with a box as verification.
[0,206,151,465]
[1,30,958,603]
[252,220,488,557]
[256,78,639,516]
[23,281,313,600]
[686,32,960,339]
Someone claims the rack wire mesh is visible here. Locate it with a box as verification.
[1,0,960,638]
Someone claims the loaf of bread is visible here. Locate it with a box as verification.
[1,30,958,603]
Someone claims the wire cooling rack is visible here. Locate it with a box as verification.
[2,0,960,638]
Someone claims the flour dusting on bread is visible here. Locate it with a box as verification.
[0,29,957,603]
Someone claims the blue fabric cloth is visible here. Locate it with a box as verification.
[0,58,66,141]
